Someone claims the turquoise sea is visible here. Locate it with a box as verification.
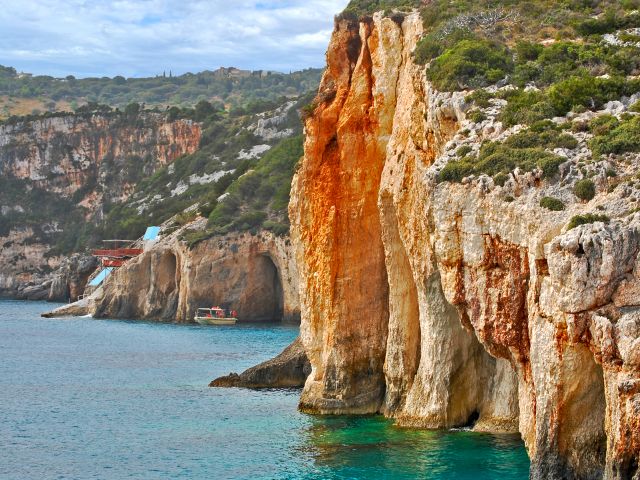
[0,300,530,479]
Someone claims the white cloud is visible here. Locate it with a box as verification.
[0,0,349,77]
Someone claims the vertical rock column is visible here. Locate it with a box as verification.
[290,15,404,413]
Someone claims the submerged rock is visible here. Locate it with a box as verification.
[210,337,310,389]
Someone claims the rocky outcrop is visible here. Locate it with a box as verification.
[291,12,640,480]
[89,219,300,323]
[41,296,92,318]
[47,254,99,301]
[0,230,98,301]
[210,337,310,388]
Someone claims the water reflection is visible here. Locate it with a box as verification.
[298,415,529,480]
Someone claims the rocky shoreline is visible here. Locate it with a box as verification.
[210,337,310,389]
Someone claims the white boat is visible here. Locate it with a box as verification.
[194,307,237,325]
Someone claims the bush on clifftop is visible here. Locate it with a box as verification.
[426,40,514,91]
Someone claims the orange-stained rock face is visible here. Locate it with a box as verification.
[291,17,392,413]
[291,10,640,480]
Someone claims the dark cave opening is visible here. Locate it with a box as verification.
[250,254,284,322]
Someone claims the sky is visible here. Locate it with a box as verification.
[0,0,349,78]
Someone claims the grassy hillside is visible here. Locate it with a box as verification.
[0,85,313,257]
[95,92,313,247]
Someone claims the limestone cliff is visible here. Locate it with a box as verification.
[0,112,201,301]
[83,219,300,323]
[0,113,200,211]
[291,12,640,480]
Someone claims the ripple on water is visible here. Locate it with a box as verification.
[0,300,529,479]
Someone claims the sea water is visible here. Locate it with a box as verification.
[0,300,530,479]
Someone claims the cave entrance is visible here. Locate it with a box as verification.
[247,254,284,322]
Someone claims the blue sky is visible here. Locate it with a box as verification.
[0,0,349,78]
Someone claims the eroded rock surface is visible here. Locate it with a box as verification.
[210,337,310,388]
[89,219,300,323]
[0,248,98,302]
[290,12,640,479]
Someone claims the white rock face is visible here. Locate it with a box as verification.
[249,101,297,140]
[238,144,271,160]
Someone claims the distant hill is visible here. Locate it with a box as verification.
[0,65,323,119]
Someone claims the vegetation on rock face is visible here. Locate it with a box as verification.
[574,178,597,201]
[438,122,567,183]
[103,94,310,244]
[567,213,610,230]
[0,106,203,252]
[590,115,640,156]
[0,177,84,250]
[410,0,640,119]
[340,0,418,18]
[540,196,566,211]
[425,39,513,91]
[205,135,303,237]
[0,71,315,254]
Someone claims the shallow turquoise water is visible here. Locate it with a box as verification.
[0,300,530,479]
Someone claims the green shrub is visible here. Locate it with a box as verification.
[466,89,494,108]
[515,41,543,62]
[548,76,600,115]
[499,90,555,127]
[630,100,640,113]
[301,102,317,120]
[548,76,638,115]
[500,122,578,151]
[589,114,619,136]
[574,178,596,201]
[174,209,197,226]
[567,213,610,230]
[494,172,509,187]
[263,220,290,236]
[181,229,214,249]
[590,115,640,156]
[438,143,564,183]
[467,109,487,123]
[426,40,514,91]
[456,145,473,157]
[540,196,565,211]
[414,29,476,65]
[235,211,267,230]
[575,10,628,36]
